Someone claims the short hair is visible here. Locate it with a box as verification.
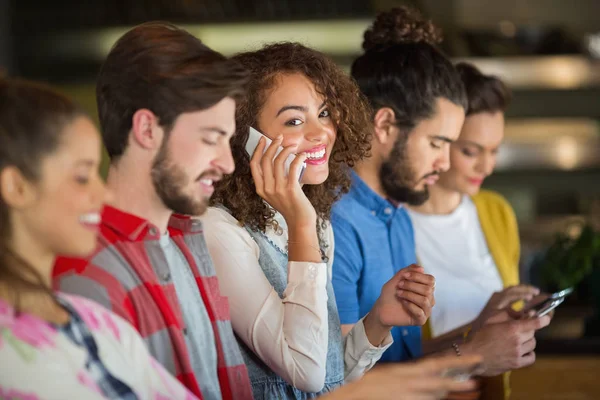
[96,22,249,160]
[455,62,512,116]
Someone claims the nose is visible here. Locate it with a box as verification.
[213,142,235,175]
[481,153,496,176]
[304,124,330,144]
[435,145,452,173]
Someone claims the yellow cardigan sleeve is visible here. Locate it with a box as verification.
[472,190,521,400]
[472,190,520,288]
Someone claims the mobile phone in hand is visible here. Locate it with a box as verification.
[245,127,306,181]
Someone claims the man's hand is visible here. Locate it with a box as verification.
[463,315,551,376]
[375,264,436,327]
[363,264,435,346]
[321,355,483,400]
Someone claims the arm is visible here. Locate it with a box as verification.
[203,210,329,393]
[330,215,393,381]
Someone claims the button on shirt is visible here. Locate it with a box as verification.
[159,233,222,400]
[331,171,422,362]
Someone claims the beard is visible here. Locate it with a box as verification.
[151,141,209,216]
[379,134,435,206]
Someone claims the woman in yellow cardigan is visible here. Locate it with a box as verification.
[407,63,534,400]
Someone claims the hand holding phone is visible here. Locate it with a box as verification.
[245,127,306,181]
[246,126,317,229]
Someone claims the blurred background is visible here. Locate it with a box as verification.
[1,0,599,397]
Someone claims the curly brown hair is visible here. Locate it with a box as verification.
[211,42,372,237]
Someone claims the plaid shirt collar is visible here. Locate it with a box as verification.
[101,206,204,242]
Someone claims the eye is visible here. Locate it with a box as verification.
[285,118,303,127]
[461,148,477,157]
[76,176,90,185]
[430,141,442,149]
[202,139,218,146]
[319,109,331,118]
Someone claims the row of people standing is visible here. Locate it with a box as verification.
[0,6,550,400]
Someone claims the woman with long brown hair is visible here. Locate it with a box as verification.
[201,41,471,399]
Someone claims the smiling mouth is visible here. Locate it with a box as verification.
[306,148,326,160]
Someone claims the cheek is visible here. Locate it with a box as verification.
[451,152,475,176]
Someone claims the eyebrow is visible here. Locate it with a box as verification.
[75,160,96,167]
[275,101,327,117]
[455,139,485,150]
[429,135,455,144]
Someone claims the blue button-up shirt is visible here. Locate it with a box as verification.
[331,171,422,362]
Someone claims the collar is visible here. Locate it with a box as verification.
[350,170,402,223]
[101,205,203,242]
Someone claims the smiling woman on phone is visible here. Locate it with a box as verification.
[202,42,443,399]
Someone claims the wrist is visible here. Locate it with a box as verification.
[363,307,392,347]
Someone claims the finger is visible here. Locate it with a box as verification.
[518,351,536,368]
[273,144,297,185]
[402,271,436,287]
[496,285,541,309]
[421,355,484,376]
[398,280,434,297]
[260,135,283,192]
[288,152,308,184]
[249,137,266,193]
[521,314,551,331]
[423,377,478,397]
[521,337,537,356]
[397,298,428,323]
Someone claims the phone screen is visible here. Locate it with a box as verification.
[245,127,306,181]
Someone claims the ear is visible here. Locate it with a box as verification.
[0,166,38,209]
[373,107,398,146]
[131,109,164,151]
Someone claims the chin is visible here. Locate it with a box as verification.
[300,169,329,186]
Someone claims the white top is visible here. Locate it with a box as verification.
[407,196,503,337]
[201,207,392,392]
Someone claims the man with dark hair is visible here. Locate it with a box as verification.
[53,22,252,399]
[331,7,550,393]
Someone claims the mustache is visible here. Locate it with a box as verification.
[420,171,440,181]
[196,170,223,182]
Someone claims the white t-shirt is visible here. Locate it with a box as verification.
[407,196,503,337]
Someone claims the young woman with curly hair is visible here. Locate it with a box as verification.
[203,42,437,399]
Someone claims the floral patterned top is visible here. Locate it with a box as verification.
[0,293,199,400]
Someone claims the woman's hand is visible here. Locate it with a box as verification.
[249,136,316,230]
[473,285,540,330]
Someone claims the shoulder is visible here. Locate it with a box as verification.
[201,207,259,253]
[472,190,515,219]
[58,294,135,341]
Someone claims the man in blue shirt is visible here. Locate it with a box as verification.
[332,8,551,375]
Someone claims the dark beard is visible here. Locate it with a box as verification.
[379,134,431,206]
[151,141,208,216]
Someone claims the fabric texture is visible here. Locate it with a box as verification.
[158,233,222,400]
[418,190,520,400]
[0,293,198,400]
[407,195,504,337]
[202,206,391,399]
[330,171,422,363]
[53,205,252,400]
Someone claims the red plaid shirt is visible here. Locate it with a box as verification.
[53,205,253,399]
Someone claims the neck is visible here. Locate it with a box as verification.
[354,157,387,199]
[106,160,172,233]
[410,184,462,215]
[0,229,69,324]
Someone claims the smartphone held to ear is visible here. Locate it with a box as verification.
[245,127,306,182]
